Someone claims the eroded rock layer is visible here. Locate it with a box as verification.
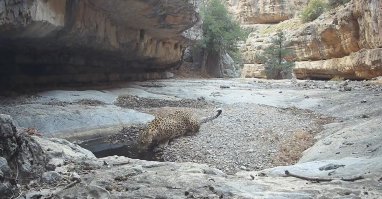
[240,0,382,80]
[226,0,307,24]
[0,0,197,89]
[294,48,382,80]
[292,0,382,80]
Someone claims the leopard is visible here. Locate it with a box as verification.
[138,108,222,150]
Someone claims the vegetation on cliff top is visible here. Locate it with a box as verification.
[301,0,327,22]
[301,0,351,22]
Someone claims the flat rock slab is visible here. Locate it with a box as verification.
[130,79,327,109]
[0,90,154,138]
[25,136,382,198]
[247,157,382,179]
[9,104,153,138]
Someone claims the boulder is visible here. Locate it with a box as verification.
[221,52,239,78]
[241,64,267,78]
[0,114,45,197]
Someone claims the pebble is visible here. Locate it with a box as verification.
[42,171,62,185]
[323,140,332,145]
[71,172,81,181]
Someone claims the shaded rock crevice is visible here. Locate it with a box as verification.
[0,0,198,90]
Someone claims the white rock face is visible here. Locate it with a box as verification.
[226,0,307,24]
[33,0,66,26]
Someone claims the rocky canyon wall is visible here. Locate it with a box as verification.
[226,0,306,24]
[293,0,382,80]
[0,0,198,90]
[239,0,382,80]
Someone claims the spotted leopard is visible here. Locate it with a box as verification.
[139,108,222,149]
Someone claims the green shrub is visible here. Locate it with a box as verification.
[301,0,327,22]
[257,32,295,79]
[328,0,351,8]
[200,0,245,54]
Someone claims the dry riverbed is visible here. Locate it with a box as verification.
[1,78,382,198]
[113,96,333,174]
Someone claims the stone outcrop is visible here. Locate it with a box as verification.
[0,114,47,198]
[8,116,379,199]
[241,64,266,78]
[291,0,382,80]
[353,0,382,49]
[226,0,307,24]
[0,0,198,89]
[288,5,360,61]
[203,51,240,78]
[294,48,382,80]
[239,0,382,80]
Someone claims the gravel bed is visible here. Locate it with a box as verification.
[115,95,214,109]
[103,94,334,175]
[160,103,333,174]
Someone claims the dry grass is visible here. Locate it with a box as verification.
[273,130,315,165]
[259,18,303,36]
[330,75,345,81]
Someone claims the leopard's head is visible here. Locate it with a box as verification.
[138,127,156,150]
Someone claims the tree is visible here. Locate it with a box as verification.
[198,0,246,76]
[258,31,295,79]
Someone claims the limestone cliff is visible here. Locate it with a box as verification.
[292,0,382,80]
[226,0,307,24]
[239,0,382,80]
[0,0,198,89]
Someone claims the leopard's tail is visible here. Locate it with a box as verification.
[199,108,222,125]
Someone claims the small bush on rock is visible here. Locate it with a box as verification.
[328,0,351,8]
[257,31,295,79]
[301,0,327,22]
